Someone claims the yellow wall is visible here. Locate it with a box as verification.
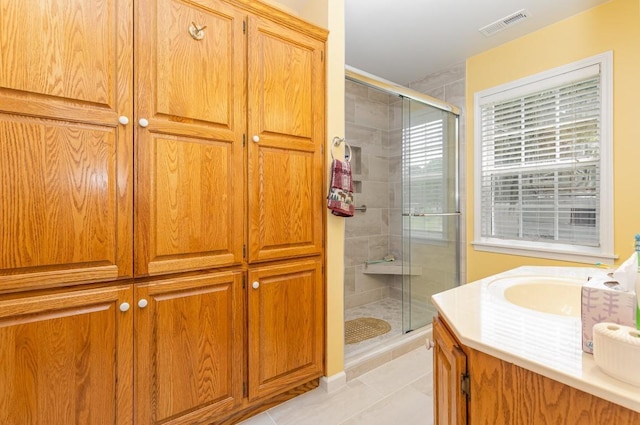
[466,0,640,282]
[298,0,346,377]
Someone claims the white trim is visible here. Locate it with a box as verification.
[471,240,617,265]
[319,371,347,393]
[473,51,614,262]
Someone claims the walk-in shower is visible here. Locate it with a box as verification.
[344,67,461,362]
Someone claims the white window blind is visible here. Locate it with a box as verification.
[479,68,602,247]
[403,118,445,237]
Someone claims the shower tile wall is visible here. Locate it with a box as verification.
[344,80,396,310]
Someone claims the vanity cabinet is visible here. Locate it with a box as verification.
[0,0,326,423]
[433,316,467,425]
[434,315,640,425]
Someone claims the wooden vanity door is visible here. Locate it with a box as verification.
[135,0,246,277]
[246,15,325,263]
[0,0,134,292]
[433,316,468,425]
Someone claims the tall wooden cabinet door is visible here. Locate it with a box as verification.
[433,316,468,425]
[247,258,324,400]
[0,284,133,425]
[0,0,134,292]
[246,16,326,263]
[135,0,246,277]
[135,271,243,425]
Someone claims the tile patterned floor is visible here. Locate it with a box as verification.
[344,298,404,360]
[238,346,434,425]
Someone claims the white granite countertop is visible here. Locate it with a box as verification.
[431,266,640,413]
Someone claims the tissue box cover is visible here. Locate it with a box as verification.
[581,284,637,354]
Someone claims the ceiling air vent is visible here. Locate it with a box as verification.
[479,9,530,37]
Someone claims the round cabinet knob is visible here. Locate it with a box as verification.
[138,299,148,308]
[119,302,130,312]
[252,135,260,143]
[252,281,260,289]
[425,339,435,350]
[138,118,149,128]
[118,116,129,125]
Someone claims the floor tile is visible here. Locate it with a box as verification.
[237,413,276,425]
[356,347,430,396]
[238,346,434,425]
[266,379,386,425]
[339,385,434,425]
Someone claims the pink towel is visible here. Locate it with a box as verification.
[327,159,354,217]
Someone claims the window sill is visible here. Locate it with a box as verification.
[471,239,617,265]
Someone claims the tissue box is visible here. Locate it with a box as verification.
[581,278,637,354]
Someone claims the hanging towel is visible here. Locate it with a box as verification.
[327,158,354,217]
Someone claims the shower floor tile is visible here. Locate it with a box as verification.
[344,298,403,360]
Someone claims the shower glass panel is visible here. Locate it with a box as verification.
[401,97,460,332]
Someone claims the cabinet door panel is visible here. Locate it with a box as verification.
[433,316,467,425]
[247,16,325,263]
[135,271,243,425]
[0,285,133,425]
[0,0,133,291]
[135,0,245,276]
[248,259,324,400]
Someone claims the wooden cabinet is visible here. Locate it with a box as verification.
[135,271,243,425]
[0,284,133,425]
[246,15,325,263]
[434,315,640,425]
[433,316,467,425]
[134,0,246,277]
[247,259,324,400]
[1,0,326,423]
[0,0,134,293]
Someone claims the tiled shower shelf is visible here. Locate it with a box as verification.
[362,262,422,275]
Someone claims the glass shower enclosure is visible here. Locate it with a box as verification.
[344,66,461,336]
[401,98,460,332]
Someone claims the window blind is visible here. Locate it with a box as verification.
[479,73,601,246]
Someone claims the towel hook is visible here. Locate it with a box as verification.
[331,137,352,162]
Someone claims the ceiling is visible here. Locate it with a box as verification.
[261,0,601,86]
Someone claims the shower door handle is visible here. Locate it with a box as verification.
[402,212,461,216]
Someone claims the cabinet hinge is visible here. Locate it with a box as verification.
[461,373,471,399]
[242,134,246,147]
[321,51,324,62]
[243,382,247,397]
[242,275,246,289]
[243,20,246,34]
[243,244,246,259]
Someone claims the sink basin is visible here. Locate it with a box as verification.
[488,276,585,317]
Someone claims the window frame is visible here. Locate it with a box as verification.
[472,51,614,264]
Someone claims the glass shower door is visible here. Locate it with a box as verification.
[401,97,460,332]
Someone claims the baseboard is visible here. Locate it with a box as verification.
[319,371,347,393]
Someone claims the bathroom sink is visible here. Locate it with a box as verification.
[488,276,585,317]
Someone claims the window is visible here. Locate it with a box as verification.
[473,52,614,263]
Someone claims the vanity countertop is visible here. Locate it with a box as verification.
[431,266,640,413]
